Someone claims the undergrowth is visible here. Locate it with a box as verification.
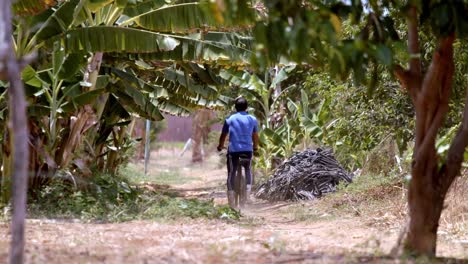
[319,170,467,239]
[25,172,239,223]
[282,172,405,223]
[328,172,405,213]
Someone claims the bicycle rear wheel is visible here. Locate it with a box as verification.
[233,164,240,207]
[238,166,247,207]
[238,157,250,208]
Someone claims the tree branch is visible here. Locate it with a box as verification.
[407,6,421,82]
[394,64,417,103]
[421,35,455,102]
[413,35,455,158]
[439,90,468,194]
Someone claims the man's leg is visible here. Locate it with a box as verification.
[226,153,240,208]
[227,153,240,191]
[242,152,253,201]
[242,152,253,186]
[226,152,232,190]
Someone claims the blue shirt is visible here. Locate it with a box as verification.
[222,111,258,153]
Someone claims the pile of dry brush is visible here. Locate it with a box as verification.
[256,148,353,201]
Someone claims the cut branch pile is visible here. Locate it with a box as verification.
[256,148,353,201]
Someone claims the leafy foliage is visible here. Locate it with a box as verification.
[303,71,414,169]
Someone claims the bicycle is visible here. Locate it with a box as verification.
[233,153,250,208]
[219,149,250,209]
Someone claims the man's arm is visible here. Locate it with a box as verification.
[252,117,259,151]
[252,132,259,151]
[217,132,227,151]
[217,120,229,151]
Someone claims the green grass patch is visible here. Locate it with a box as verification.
[24,172,239,223]
[121,163,200,186]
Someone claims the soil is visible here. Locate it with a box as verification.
[0,147,466,263]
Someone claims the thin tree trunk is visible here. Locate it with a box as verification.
[0,1,30,263]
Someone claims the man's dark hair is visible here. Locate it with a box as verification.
[235,97,248,112]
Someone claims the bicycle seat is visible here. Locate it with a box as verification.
[238,153,250,159]
[238,153,250,165]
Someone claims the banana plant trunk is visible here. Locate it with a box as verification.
[1,129,12,203]
[57,52,103,169]
[1,1,30,263]
[394,18,468,255]
[192,109,212,163]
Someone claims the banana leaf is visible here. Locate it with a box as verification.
[112,80,164,121]
[121,2,221,33]
[73,89,106,106]
[110,67,169,98]
[94,94,131,146]
[63,26,180,53]
[181,62,226,85]
[122,0,168,18]
[121,32,252,64]
[87,0,114,12]
[153,99,191,116]
[13,0,56,16]
[161,68,218,99]
[34,0,83,42]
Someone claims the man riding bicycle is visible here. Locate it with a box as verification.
[217,97,259,208]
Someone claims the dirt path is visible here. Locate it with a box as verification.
[0,148,466,263]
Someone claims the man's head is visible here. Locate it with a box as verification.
[235,97,248,112]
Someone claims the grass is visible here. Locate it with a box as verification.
[324,172,405,216]
[258,172,407,225]
[281,203,335,222]
[440,172,468,239]
[313,169,467,243]
[152,141,186,150]
[22,172,239,223]
[121,163,200,186]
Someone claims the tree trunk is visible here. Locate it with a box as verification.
[395,30,468,256]
[406,161,444,255]
[1,1,30,263]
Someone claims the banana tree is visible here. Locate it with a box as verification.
[2,0,254,185]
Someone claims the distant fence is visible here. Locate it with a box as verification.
[157,115,192,142]
[157,115,222,142]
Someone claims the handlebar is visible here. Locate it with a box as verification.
[217,147,227,155]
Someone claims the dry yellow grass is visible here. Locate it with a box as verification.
[440,170,468,239]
